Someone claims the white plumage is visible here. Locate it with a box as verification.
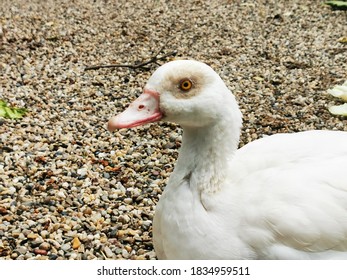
[108,60,347,259]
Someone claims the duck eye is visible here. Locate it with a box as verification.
[179,79,193,91]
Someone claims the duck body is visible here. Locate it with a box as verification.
[154,130,347,259]
[108,60,347,259]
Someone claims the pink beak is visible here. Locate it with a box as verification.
[107,89,162,131]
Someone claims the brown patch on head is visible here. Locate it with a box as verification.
[145,60,217,101]
[161,71,207,99]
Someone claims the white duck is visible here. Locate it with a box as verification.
[108,60,347,260]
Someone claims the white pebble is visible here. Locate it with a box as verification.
[104,246,114,258]
[57,190,66,198]
[8,186,16,195]
[77,167,88,177]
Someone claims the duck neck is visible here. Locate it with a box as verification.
[174,117,241,193]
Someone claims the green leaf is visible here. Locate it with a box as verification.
[325,1,347,10]
[0,99,27,119]
[0,107,7,117]
[0,100,7,107]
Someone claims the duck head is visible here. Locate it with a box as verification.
[108,60,240,130]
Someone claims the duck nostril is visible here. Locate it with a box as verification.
[138,105,145,110]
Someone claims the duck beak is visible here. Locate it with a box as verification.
[107,89,162,131]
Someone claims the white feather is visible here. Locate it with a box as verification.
[112,60,347,259]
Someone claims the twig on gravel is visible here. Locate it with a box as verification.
[84,50,178,71]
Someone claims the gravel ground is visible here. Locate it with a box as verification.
[0,0,346,260]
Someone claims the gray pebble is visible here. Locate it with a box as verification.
[61,244,71,252]
[104,246,114,258]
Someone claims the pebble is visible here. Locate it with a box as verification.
[68,252,78,260]
[100,236,108,243]
[57,191,66,198]
[34,249,48,255]
[40,230,49,239]
[48,239,61,249]
[0,0,346,261]
[31,238,43,247]
[77,168,88,177]
[27,233,38,240]
[16,246,28,255]
[122,249,130,259]
[0,207,8,215]
[72,237,81,249]
[123,198,133,204]
[61,244,71,252]
[104,246,114,258]
[39,242,51,251]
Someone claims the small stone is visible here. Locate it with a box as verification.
[72,237,81,249]
[62,224,71,231]
[117,230,126,238]
[77,168,87,177]
[8,187,16,195]
[125,245,132,253]
[127,229,138,236]
[3,215,14,222]
[27,233,38,240]
[11,252,18,259]
[31,238,43,247]
[83,207,92,215]
[86,234,94,241]
[104,246,114,258]
[61,243,71,252]
[16,246,28,255]
[0,207,8,215]
[34,248,48,255]
[49,239,61,249]
[12,231,20,238]
[118,214,130,224]
[78,232,88,241]
[49,254,58,260]
[124,198,133,204]
[27,220,36,227]
[69,252,78,259]
[39,242,51,251]
[121,249,130,259]
[100,236,108,243]
[40,230,49,238]
[57,191,66,198]
[140,220,152,229]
